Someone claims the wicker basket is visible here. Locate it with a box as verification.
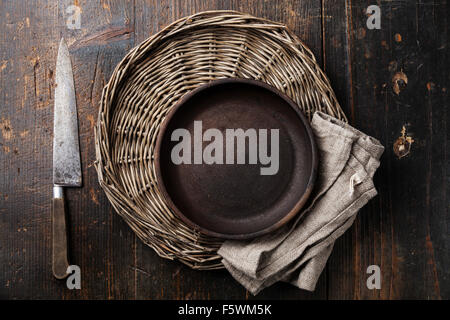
[95,10,346,270]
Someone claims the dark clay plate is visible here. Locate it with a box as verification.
[155,78,318,239]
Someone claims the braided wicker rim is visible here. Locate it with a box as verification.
[95,10,347,270]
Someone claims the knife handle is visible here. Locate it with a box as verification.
[52,186,70,279]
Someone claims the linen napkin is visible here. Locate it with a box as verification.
[218,111,384,294]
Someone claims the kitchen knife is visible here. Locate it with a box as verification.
[52,38,81,279]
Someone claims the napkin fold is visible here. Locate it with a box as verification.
[218,111,384,295]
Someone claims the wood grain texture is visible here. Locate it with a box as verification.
[321,0,357,300]
[326,0,448,300]
[0,0,447,299]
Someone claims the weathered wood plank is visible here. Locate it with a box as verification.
[59,0,137,299]
[321,0,358,299]
[326,0,448,299]
[0,0,136,299]
[0,0,62,299]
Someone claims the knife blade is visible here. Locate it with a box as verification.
[52,38,81,279]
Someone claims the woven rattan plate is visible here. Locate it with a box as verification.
[95,10,347,270]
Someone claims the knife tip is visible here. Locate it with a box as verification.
[59,37,70,52]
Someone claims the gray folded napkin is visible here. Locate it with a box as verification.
[218,111,384,295]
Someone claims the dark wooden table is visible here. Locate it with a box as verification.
[0,0,448,300]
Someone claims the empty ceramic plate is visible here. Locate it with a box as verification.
[155,78,318,239]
